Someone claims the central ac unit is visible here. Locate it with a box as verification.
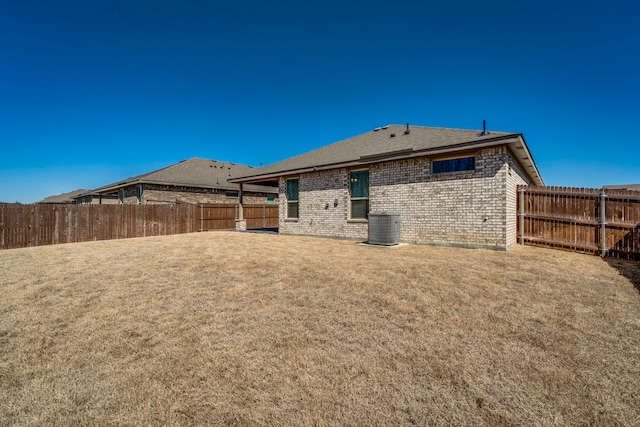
[368,212,401,245]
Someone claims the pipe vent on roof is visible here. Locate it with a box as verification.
[404,123,410,135]
[480,120,490,136]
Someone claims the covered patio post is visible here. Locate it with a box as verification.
[235,183,247,231]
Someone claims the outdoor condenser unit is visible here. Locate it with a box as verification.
[368,212,401,245]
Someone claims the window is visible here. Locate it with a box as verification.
[137,186,143,203]
[432,156,475,174]
[349,170,369,219]
[225,191,239,198]
[286,179,299,218]
[118,189,125,202]
[267,194,275,204]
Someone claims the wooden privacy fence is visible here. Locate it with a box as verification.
[0,203,279,250]
[198,204,278,231]
[517,186,640,259]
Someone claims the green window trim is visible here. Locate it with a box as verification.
[349,170,369,219]
[286,178,299,218]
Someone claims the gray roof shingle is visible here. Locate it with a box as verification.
[604,184,640,191]
[93,158,277,194]
[38,189,89,204]
[232,125,543,185]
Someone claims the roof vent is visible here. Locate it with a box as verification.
[390,133,396,138]
[480,119,490,136]
[373,127,381,132]
[404,123,410,135]
[381,125,389,129]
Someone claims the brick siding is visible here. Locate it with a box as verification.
[119,184,276,205]
[505,150,531,247]
[279,146,528,250]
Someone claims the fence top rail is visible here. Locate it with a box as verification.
[518,185,640,201]
[199,203,277,208]
[605,190,640,201]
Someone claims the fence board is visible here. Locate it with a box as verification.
[0,203,256,250]
[517,186,640,259]
[244,204,279,229]
[200,204,237,230]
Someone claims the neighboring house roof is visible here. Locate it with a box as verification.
[89,158,278,195]
[38,189,89,204]
[231,124,544,185]
[604,184,640,191]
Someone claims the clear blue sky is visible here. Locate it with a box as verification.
[1,0,638,203]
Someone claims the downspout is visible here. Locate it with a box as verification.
[519,187,526,246]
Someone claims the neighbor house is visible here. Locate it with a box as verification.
[74,158,278,205]
[604,184,640,191]
[37,189,90,204]
[73,190,120,205]
[231,124,543,250]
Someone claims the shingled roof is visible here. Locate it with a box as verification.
[604,184,640,191]
[231,124,543,186]
[38,189,89,204]
[92,158,277,194]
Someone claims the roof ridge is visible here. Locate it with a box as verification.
[383,124,515,134]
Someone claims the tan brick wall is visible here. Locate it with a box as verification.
[505,150,531,248]
[278,168,369,239]
[279,146,525,249]
[118,184,276,205]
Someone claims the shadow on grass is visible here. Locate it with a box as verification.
[605,257,640,294]
[246,227,279,234]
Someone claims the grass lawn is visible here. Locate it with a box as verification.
[0,231,639,426]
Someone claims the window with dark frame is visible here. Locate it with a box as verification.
[286,179,299,218]
[432,156,475,174]
[225,191,239,198]
[349,170,369,219]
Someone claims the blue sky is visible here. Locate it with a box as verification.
[1,0,638,203]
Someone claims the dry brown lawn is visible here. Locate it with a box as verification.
[0,232,639,426]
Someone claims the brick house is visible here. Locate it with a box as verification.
[37,189,91,204]
[75,158,278,205]
[604,184,640,191]
[231,124,543,250]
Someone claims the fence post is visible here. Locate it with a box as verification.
[0,205,4,249]
[519,187,526,246]
[263,205,266,228]
[200,204,203,232]
[600,189,607,257]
